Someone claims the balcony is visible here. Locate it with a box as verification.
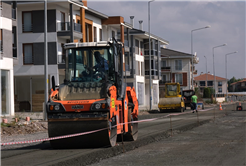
[57,22,81,33]
[57,22,82,40]
[144,50,158,56]
[161,66,171,72]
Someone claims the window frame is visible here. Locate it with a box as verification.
[0,29,2,52]
[161,60,167,67]
[175,59,182,71]
[22,11,32,33]
[99,28,102,41]
[23,43,33,65]
[175,73,183,85]
[218,81,222,86]
[93,26,97,42]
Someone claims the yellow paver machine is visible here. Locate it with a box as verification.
[158,83,185,112]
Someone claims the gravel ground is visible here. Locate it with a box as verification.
[91,111,246,166]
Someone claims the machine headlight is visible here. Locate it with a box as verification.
[54,105,60,111]
[95,103,101,109]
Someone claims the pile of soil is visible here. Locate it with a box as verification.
[1,121,48,137]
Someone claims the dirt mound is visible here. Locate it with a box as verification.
[1,121,48,137]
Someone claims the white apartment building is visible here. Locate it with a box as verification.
[14,0,131,112]
[194,73,227,94]
[0,1,17,116]
[124,18,169,110]
[159,48,199,97]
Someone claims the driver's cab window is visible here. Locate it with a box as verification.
[66,47,114,83]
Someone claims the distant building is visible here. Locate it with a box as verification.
[0,1,17,116]
[159,48,198,97]
[194,73,227,94]
[230,78,246,92]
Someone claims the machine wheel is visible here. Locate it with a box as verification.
[124,108,138,141]
[48,116,117,149]
[177,107,184,112]
[237,106,242,111]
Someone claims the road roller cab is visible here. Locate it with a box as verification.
[47,39,139,148]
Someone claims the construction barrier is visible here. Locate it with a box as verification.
[2,103,241,146]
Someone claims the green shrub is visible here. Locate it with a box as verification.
[203,87,211,98]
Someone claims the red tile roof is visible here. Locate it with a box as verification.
[194,73,226,81]
[230,78,246,85]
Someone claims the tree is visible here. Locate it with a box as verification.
[203,87,211,98]
[228,77,243,92]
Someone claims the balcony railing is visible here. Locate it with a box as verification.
[57,22,82,33]
[161,66,171,70]
[58,54,66,64]
[144,50,158,56]
[145,70,158,76]
[12,8,16,19]
[22,24,33,32]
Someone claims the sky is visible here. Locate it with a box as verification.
[88,0,246,80]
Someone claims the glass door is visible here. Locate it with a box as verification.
[1,70,9,116]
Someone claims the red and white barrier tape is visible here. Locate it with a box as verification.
[1,107,214,146]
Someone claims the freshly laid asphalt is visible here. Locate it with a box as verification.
[1,103,244,166]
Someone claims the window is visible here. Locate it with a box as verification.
[12,26,17,57]
[175,73,183,85]
[12,2,16,19]
[207,81,213,86]
[135,39,139,54]
[161,60,166,67]
[0,29,2,52]
[175,60,182,70]
[93,27,97,42]
[23,44,33,64]
[112,31,115,38]
[141,62,144,76]
[99,29,102,41]
[22,12,32,32]
[136,61,139,75]
[218,88,222,92]
[1,70,10,115]
[60,12,65,30]
[140,41,143,55]
[200,81,205,86]
[162,75,167,81]
[218,81,222,86]
[137,82,144,105]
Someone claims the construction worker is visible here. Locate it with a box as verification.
[191,94,198,113]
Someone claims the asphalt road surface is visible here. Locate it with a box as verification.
[1,104,242,166]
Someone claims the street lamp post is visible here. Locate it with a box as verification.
[191,25,210,89]
[213,44,227,102]
[204,56,207,87]
[148,0,154,110]
[225,51,237,101]
[44,0,48,120]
